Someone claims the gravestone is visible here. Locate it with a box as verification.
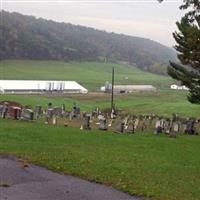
[98,118,107,131]
[155,119,162,134]
[52,116,57,125]
[70,104,80,119]
[125,121,135,134]
[115,121,125,133]
[82,114,91,130]
[61,104,65,117]
[185,119,195,135]
[134,118,139,130]
[0,105,3,117]
[35,105,42,120]
[21,109,34,121]
[8,106,21,120]
[1,103,8,119]
[46,108,54,124]
[164,118,171,134]
[110,107,117,119]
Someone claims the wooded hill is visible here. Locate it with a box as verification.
[0,11,177,74]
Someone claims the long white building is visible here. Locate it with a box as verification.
[101,84,156,93]
[0,80,88,94]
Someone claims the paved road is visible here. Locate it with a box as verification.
[0,156,143,200]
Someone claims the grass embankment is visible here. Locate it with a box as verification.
[1,90,200,117]
[0,119,200,200]
[0,60,171,90]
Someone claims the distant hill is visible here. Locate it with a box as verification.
[0,11,177,74]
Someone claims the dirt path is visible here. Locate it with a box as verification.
[0,156,143,200]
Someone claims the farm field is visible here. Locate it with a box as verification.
[1,60,200,117]
[0,60,171,90]
[0,119,200,200]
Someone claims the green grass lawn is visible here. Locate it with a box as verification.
[0,119,200,200]
[0,60,172,90]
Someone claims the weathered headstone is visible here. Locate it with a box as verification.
[98,118,107,131]
[82,114,91,130]
[185,119,195,135]
[115,121,125,133]
[8,106,21,120]
[125,121,135,134]
[35,105,42,120]
[134,118,139,130]
[21,109,34,121]
[46,108,54,124]
[0,103,8,119]
[155,119,162,134]
[52,116,57,125]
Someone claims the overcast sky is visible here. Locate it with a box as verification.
[2,0,184,47]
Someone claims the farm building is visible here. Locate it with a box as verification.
[100,84,156,93]
[0,80,88,94]
[170,84,189,90]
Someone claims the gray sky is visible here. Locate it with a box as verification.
[2,0,184,47]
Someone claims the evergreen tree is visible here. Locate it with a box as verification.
[167,0,200,103]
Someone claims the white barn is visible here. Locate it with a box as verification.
[0,80,88,94]
[170,84,189,91]
[101,84,156,93]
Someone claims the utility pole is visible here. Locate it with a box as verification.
[111,67,114,111]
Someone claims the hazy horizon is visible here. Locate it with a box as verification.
[2,0,184,47]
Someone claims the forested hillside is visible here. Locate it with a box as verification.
[0,11,176,74]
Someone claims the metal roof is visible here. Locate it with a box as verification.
[0,80,88,93]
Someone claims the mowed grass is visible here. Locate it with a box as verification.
[0,119,200,200]
[0,60,172,90]
[1,90,200,117]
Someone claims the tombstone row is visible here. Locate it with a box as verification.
[1,101,199,136]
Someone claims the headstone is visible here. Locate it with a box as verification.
[0,105,3,117]
[134,118,139,130]
[185,119,195,135]
[52,116,57,125]
[61,104,65,117]
[46,108,54,124]
[155,119,162,134]
[8,106,21,120]
[71,104,80,119]
[35,105,42,120]
[125,121,135,134]
[82,114,91,130]
[98,118,107,131]
[21,109,34,121]
[115,121,125,133]
[0,103,8,119]
[163,118,171,134]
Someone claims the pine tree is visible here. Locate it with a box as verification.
[167,0,200,103]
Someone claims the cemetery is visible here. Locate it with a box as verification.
[1,100,199,136]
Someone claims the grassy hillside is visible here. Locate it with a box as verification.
[0,60,172,90]
[1,119,200,200]
[1,60,200,117]
[1,11,176,75]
